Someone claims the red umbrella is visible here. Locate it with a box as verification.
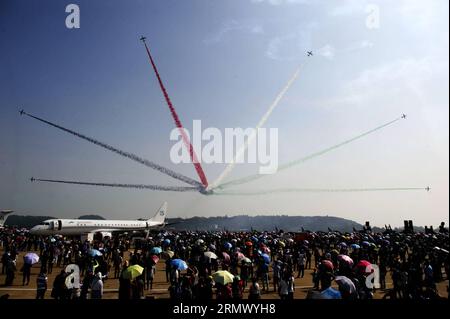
[321,260,334,271]
[355,260,373,275]
[151,255,160,264]
[245,241,253,247]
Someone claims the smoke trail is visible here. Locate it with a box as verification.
[32,178,199,192]
[141,39,209,187]
[215,116,404,190]
[208,67,301,190]
[21,111,202,187]
[213,187,428,196]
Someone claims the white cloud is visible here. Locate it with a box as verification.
[317,44,336,59]
[204,20,264,44]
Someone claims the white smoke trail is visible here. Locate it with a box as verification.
[33,178,199,192]
[215,116,404,190]
[212,187,428,196]
[208,67,301,190]
[22,111,202,187]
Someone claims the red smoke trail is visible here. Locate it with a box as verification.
[142,39,209,188]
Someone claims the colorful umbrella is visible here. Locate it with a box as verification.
[212,270,234,285]
[24,252,39,265]
[261,253,271,263]
[122,264,144,280]
[151,255,160,264]
[355,260,373,275]
[161,250,175,259]
[337,254,354,266]
[320,287,342,299]
[171,259,188,271]
[335,276,356,295]
[88,249,102,257]
[150,247,162,254]
[224,242,232,250]
[350,244,360,249]
[321,259,334,271]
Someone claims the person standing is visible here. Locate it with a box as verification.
[36,272,48,299]
[90,272,104,299]
[22,260,32,285]
[297,252,306,278]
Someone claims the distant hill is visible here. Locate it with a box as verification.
[5,215,55,228]
[3,214,430,233]
[166,215,364,233]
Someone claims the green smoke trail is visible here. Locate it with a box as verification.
[215,116,404,190]
[213,187,428,196]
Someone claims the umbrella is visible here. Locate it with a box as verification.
[212,270,234,285]
[224,242,232,250]
[150,247,162,254]
[151,255,160,264]
[355,260,373,275]
[321,259,334,271]
[335,276,357,295]
[339,242,347,247]
[88,249,102,257]
[50,238,56,243]
[350,244,360,249]
[196,239,205,245]
[235,252,245,261]
[24,252,39,265]
[161,250,175,259]
[245,241,253,247]
[261,253,271,263]
[261,246,271,254]
[222,252,230,263]
[337,254,354,266]
[204,251,218,259]
[241,257,252,264]
[361,241,370,247]
[320,287,342,299]
[122,264,144,280]
[171,259,188,271]
[209,244,216,251]
[163,239,171,245]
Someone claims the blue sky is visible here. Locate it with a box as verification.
[1,0,448,226]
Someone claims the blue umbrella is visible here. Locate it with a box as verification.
[361,241,370,247]
[261,253,271,263]
[150,247,162,254]
[163,239,171,245]
[223,242,232,250]
[170,259,188,271]
[88,249,102,257]
[350,244,360,249]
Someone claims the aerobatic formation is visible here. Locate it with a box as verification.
[20,40,430,196]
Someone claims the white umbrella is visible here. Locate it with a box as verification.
[204,251,218,259]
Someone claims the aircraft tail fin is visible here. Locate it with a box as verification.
[148,202,167,224]
[0,210,14,227]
